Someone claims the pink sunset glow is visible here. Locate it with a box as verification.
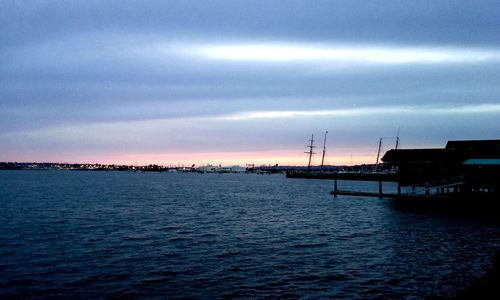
[0,149,378,167]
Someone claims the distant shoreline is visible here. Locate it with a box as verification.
[0,162,382,173]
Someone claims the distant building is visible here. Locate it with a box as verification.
[221,166,246,173]
[195,165,246,173]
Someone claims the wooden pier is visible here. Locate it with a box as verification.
[290,139,500,205]
[286,171,398,181]
[331,175,467,200]
[331,189,399,198]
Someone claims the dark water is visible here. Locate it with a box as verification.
[1,171,499,299]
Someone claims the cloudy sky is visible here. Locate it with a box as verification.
[1,1,499,166]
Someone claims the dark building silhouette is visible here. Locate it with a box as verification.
[382,139,500,191]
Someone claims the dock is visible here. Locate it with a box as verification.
[331,190,399,198]
[303,140,500,204]
[286,171,398,181]
[331,173,467,199]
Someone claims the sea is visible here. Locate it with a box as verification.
[0,170,499,299]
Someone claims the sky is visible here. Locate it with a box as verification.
[1,0,499,166]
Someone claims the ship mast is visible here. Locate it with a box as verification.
[395,127,400,150]
[305,134,316,172]
[375,137,383,172]
[320,130,328,172]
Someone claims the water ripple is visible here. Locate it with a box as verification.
[0,171,499,298]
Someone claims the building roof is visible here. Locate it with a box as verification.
[381,148,447,163]
[446,139,500,160]
[383,139,500,164]
[463,159,500,166]
[446,139,500,151]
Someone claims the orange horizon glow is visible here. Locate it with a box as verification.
[2,149,380,167]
